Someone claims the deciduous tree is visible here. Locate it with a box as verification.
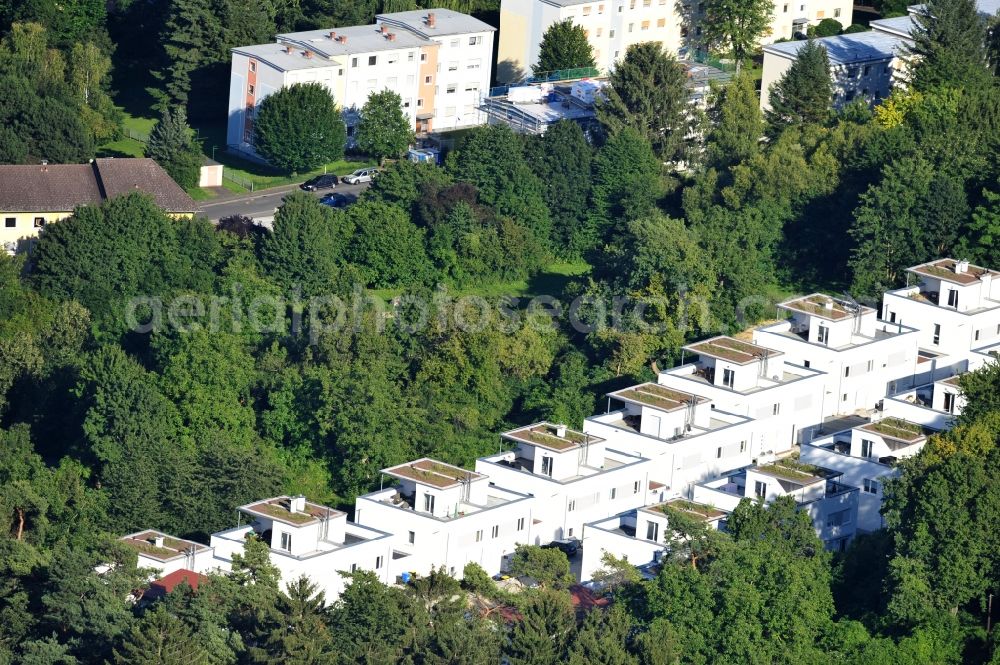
[355,89,414,163]
[699,0,774,70]
[254,83,347,172]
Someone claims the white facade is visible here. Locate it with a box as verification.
[227,10,495,159]
[659,335,827,455]
[476,423,659,543]
[354,459,535,580]
[753,295,920,422]
[497,0,852,83]
[120,530,217,577]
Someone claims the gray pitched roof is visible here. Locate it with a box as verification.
[763,31,907,65]
[275,23,428,60]
[0,159,196,213]
[376,9,496,37]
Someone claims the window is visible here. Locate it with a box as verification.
[417,98,424,107]
[783,3,788,10]
[641,20,649,29]
[834,7,841,16]
[583,5,592,14]
[568,528,574,537]
[387,76,398,87]
[350,563,357,573]
[862,64,870,75]
[657,17,665,26]
[933,323,941,345]
[610,29,616,37]
[424,75,432,84]
[469,35,482,45]
[448,61,458,71]
[420,52,427,62]
[368,55,377,65]
[467,59,481,69]
[403,99,411,108]
[408,530,415,544]
[844,366,850,378]
[772,403,780,415]
[863,478,879,494]
[722,368,735,388]
[517,517,525,531]
[446,83,457,93]
[248,83,255,95]
[449,38,459,47]
[754,481,766,498]
[597,27,603,36]
[861,439,873,458]
[408,51,415,62]
[842,393,848,402]
[716,446,723,459]
[944,392,956,414]
[817,9,825,17]
[33,217,45,228]
[541,456,553,477]
[740,440,747,453]
[646,521,659,541]
[375,555,383,568]
[424,493,435,513]
[599,2,605,11]
[4,218,14,228]
[610,487,617,499]
[387,54,398,65]
[568,500,576,512]
[249,61,257,72]
[826,509,852,527]
[475,529,483,542]
[644,0,651,5]
[280,532,292,551]
[628,22,634,32]
[351,57,358,67]
[633,480,640,494]
[804,360,811,368]
[491,525,499,538]
[948,289,958,308]
[406,74,415,85]
[818,324,830,346]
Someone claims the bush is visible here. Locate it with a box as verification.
[809,18,844,37]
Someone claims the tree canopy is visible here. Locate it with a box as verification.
[253,83,347,173]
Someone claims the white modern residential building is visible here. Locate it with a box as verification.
[881,259,1000,374]
[802,417,931,530]
[659,335,826,455]
[583,382,759,498]
[580,498,725,581]
[497,0,852,82]
[760,30,909,112]
[227,10,494,159]
[753,294,921,422]
[476,422,659,543]
[354,459,535,581]
[693,458,860,551]
[118,257,998,603]
[209,495,395,600]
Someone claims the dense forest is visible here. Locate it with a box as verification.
[2,0,1000,660]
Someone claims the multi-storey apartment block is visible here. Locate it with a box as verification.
[476,423,659,543]
[497,0,852,82]
[227,10,495,160]
[119,257,999,604]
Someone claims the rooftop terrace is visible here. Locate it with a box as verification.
[121,530,209,562]
[859,417,927,443]
[608,383,707,412]
[383,458,485,489]
[501,422,604,452]
[644,499,727,521]
[755,459,827,485]
[909,259,999,286]
[685,336,782,365]
[779,294,872,321]
[241,496,344,526]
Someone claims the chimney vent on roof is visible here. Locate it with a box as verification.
[555,424,567,438]
[388,32,396,41]
[955,259,969,274]
[824,299,834,310]
[153,535,165,548]
[290,495,306,513]
[284,45,293,53]
[381,25,388,34]
[339,34,348,43]
[426,11,436,27]
[303,50,313,58]
[329,30,336,39]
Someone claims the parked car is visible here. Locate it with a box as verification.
[542,538,581,558]
[320,193,349,208]
[300,174,338,191]
[342,167,379,184]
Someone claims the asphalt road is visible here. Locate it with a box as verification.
[197,181,370,221]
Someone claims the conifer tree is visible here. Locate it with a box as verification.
[707,71,764,168]
[112,607,208,665]
[909,0,991,90]
[766,39,833,129]
[533,19,597,76]
[146,106,202,189]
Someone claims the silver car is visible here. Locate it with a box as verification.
[342,167,379,184]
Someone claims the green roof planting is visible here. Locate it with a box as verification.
[685,336,781,365]
[860,418,926,442]
[241,497,343,526]
[501,422,603,451]
[384,459,485,489]
[609,383,706,412]
[120,530,208,561]
[756,459,825,484]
